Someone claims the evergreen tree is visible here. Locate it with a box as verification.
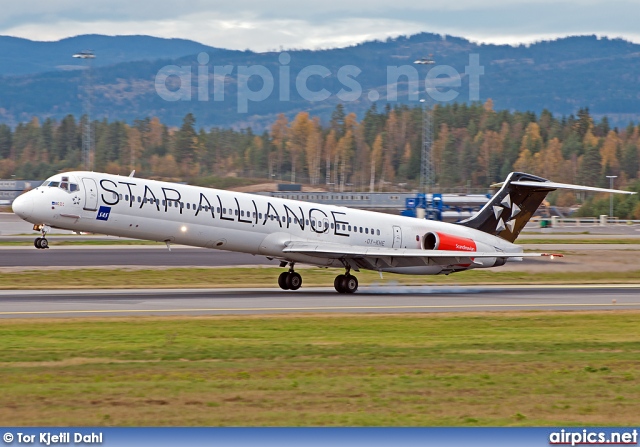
[0,124,12,159]
[578,145,603,186]
[174,113,198,164]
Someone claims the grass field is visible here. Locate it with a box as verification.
[1,313,639,426]
[1,267,640,289]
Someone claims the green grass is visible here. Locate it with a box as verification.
[0,240,163,246]
[1,313,639,426]
[1,267,640,289]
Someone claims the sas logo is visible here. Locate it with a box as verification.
[96,206,111,221]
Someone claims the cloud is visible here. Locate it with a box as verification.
[1,1,640,50]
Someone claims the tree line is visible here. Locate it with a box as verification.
[1,101,639,216]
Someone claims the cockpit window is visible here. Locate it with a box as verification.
[43,179,79,193]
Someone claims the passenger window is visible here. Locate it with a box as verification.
[235,210,238,216]
[180,202,184,209]
[365,228,369,234]
[306,220,309,226]
[331,223,334,229]
[348,225,351,231]
[119,194,123,200]
[187,203,190,210]
[324,222,329,229]
[259,213,263,219]
[223,208,226,214]
[377,230,380,236]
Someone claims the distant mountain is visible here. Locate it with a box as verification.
[0,34,222,76]
[0,33,639,128]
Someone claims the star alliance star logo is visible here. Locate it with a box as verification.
[494,193,521,233]
[72,196,81,205]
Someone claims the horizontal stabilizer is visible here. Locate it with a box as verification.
[508,181,636,195]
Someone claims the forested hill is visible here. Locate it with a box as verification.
[0,33,639,128]
[0,35,223,76]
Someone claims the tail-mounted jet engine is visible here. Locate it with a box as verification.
[422,232,506,268]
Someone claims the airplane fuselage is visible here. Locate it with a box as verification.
[13,171,522,275]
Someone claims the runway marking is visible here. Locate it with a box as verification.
[2,302,640,316]
[1,284,640,297]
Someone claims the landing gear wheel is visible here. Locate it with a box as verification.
[334,274,346,293]
[39,238,49,249]
[341,275,358,294]
[278,272,290,290]
[34,237,42,249]
[286,272,302,290]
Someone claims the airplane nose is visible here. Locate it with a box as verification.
[12,193,33,220]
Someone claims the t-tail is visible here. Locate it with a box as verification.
[457,172,636,243]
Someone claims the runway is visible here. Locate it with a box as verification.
[0,247,275,267]
[1,285,638,318]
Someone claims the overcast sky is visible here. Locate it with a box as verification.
[2,0,639,50]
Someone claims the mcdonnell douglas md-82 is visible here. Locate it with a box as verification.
[11,171,634,293]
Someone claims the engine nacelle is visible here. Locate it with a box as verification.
[422,232,506,269]
[422,232,477,252]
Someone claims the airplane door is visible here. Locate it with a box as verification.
[392,226,402,248]
[82,178,98,211]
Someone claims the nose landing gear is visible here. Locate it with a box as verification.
[33,225,50,249]
[278,263,302,290]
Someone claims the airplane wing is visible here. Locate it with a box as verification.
[282,242,560,270]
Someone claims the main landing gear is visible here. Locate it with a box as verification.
[34,226,49,249]
[334,267,358,294]
[276,262,358,293]
[278,263,302,291]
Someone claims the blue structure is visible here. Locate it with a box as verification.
[402,193,490,222]
[402,193,443,220]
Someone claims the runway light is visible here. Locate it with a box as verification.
[550,255,555,260]
[181,226,187,232]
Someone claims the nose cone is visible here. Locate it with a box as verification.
[12,193,33,220]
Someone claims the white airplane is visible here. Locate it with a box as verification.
[11,171,634,293]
